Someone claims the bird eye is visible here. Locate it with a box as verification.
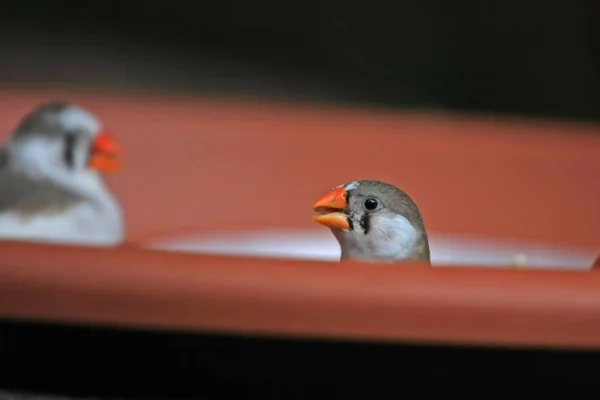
[363,197,380,211]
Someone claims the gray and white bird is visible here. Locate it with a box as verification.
[0,102,125,246]
[312,180,431,265]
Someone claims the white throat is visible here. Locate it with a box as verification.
[334,213,420,262]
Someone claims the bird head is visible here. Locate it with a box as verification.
[312,180,430,264]
[5,102,123,193]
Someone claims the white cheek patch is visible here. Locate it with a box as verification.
[339,213,419,261]
[58,107,101,135]
[379,214,419,259]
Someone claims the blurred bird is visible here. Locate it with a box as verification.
[0,102,125,246]
[312,180,430,265]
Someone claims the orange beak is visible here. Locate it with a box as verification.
[312,186,351,230]
[88,130,122,173]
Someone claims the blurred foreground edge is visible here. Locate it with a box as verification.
[2,241,600,398]
[1,240,600,349]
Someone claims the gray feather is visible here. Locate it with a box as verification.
[12,102,72,139]
[0,150,84,218]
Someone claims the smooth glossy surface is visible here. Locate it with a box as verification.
[2,241,600,349]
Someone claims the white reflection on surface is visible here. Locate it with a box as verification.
[151,229,597,270]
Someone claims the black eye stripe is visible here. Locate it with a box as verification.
[360,213,370,235]
[63,133,76,168]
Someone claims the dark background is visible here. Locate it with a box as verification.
[2,319,600,399]
[1,3,600,398]
[1,1,599,121]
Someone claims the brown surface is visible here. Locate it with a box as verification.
[0,87,599,348]
[592,255,600,270]
[2,241,600,349]
[0,86,599,247]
